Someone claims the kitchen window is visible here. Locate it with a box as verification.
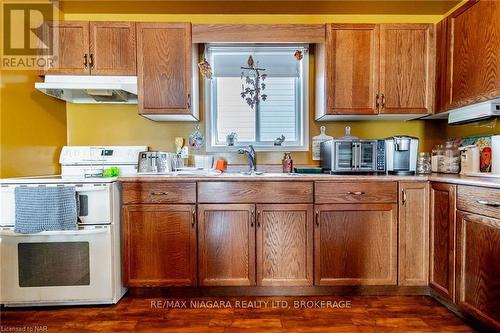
[205,44,309,151]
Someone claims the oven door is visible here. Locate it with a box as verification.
[358,141,377,171]
[0,183,112,226]
[0,225,113,305]
[333,141,355,171]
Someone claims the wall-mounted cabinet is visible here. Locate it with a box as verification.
[43,21,136,75]
[316,23,435,120]
[447,0,500,110]
[136,22,199,121]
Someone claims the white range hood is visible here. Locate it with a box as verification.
[448,98,500,124]
[35,75,137,104]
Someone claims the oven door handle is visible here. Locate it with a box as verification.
[0,228,109,237]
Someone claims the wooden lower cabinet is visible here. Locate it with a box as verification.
[256,204,313,286]
[398,182,429,286]
[314,204,398,286]
[122,204,197,287]
[456,211,500,331]
[429,182,456,301]
[198,204,256,286]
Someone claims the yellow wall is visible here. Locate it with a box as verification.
[0,70,67,177]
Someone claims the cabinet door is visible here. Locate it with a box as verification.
[379,24,435,114]
[325,24,379,115]
[398,182,429,286]
[449,0,500,109]
[198,204,256,286]
[435,17,451,113]
[137,23,193,115]
[256,204,313,286]
[430,182,456,302]
[314,204,397,286]
[44,21,89,75]
[89,22,136,75]
[456,211,500,332]
[122,204,196,287]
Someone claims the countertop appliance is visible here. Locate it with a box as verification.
[35,75,137,104]
[385,136,419,175]
[0,146,144,306]
[460,145,480,175]
[320,139,386,174]
[137,151,176,174]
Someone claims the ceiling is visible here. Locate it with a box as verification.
[60,0,463,15]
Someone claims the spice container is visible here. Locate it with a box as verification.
[442,142,460,173]
[282,152,293,173]
[416,152,432,174]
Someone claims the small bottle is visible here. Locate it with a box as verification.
[282,152,293,173]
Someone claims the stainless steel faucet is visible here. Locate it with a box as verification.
[237,145,257,172]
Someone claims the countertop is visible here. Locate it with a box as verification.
[119,173,500,189]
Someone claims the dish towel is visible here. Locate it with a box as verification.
[15,186,78,234]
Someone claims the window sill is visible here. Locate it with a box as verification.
[206,145,309,153]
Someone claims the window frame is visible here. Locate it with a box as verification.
[205,43,309,152]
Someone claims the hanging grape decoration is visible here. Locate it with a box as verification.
[240,55,267,109]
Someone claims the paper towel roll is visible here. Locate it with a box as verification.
[492,135,500,175]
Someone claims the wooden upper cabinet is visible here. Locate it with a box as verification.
[325,24,379,115]
[435,18,451,114]
[449,0,500,109]
[198,204,256,286]
[314,203,398,286]
[379,24,435,114]
[429,182,456,302]
[89,22,136,75]
[137,23,197,118]
[122,204,197,287]
[398,182,429,286]
[256,204,313,286]
[44,21,89,75]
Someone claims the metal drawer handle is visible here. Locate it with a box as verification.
[151,192,169,196]
[477,200,500,207]
[347,191,365,195]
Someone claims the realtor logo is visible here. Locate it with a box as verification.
[1,1,58,69]
[3,3,53,55]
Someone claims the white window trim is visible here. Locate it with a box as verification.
[205,44,309,153]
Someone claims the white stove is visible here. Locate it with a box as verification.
[0,146,146,307]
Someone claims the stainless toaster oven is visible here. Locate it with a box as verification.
[320,139,386,173]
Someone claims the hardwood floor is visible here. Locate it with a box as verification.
[0,295,476,332]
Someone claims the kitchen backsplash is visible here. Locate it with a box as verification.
[66,103,446,165]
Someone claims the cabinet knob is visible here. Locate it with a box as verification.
[89,53,94,69]
[315,211,320,227]
[376,94,380,110]
[381,93,386,108]
[192,210,196,227]
[83,54,88,69]
[187,94,191,109]
[402,189,407,206]
[257,211,261,228]
[250,211,255,227]
[346,191,365,195]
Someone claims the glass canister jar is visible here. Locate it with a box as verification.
[443,142,460,173]
[431,145,443,172]
[416,152,432,174]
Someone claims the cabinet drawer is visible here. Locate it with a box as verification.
[198,181,313,203]
[457,185,500,219]
[122,182,196,204]
[315,182,398,204]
